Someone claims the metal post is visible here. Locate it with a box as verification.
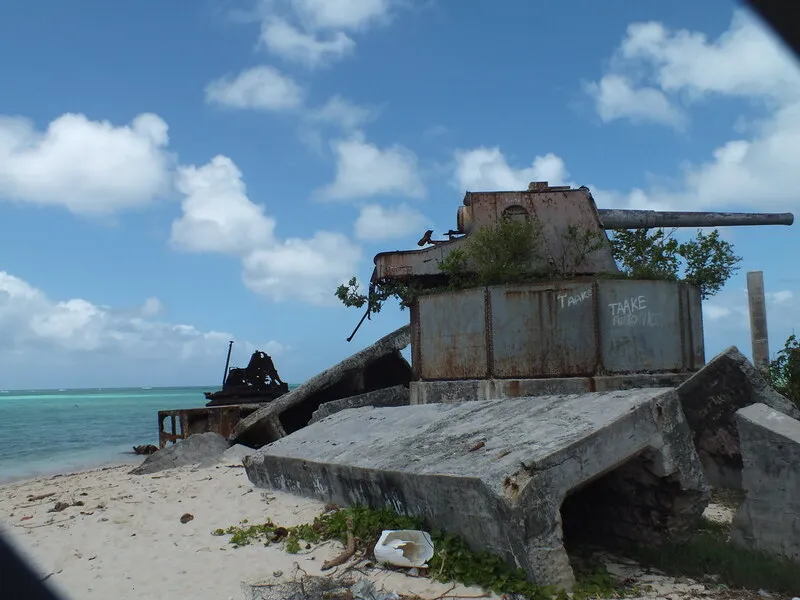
[747,271,770,372]
[223,340,234,387]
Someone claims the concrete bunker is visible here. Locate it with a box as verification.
[244,389,710,589]
[559,449,700,555]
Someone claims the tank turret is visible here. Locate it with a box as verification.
[373,183,794,283]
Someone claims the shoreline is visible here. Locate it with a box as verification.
[0,454,142,487]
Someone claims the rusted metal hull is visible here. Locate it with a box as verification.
[411,279,705,381]
[158,405,261,449]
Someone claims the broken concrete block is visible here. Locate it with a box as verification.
[309,385,409,425]
[675,346,800,489]
[232,325,411,448]
[244,388,709,590]
[130,432,230,475]
[731,403,800,562]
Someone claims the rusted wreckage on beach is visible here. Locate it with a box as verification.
[157,333,412,449]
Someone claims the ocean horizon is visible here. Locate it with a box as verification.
[0,385,295,484]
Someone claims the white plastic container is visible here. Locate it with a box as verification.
[373,530,435,568]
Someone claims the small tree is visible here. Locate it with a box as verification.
[438,217,545,287]
[609,228,742,299]
[769,333,800,408]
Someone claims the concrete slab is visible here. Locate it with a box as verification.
[244,388,709,589]
[731,403,800,562]
[309,385,409,425]
[675,346,800,489]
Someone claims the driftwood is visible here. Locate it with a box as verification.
[231,325,411,447]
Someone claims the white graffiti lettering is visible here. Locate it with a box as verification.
[557,288,592,308]
[607,295,647,316]
[607,295,662,327]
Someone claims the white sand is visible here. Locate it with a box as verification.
[0,457,769,600]
[0,459,486,600]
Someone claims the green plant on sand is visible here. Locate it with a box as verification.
[213,505,626,600]
[215,506,800,599]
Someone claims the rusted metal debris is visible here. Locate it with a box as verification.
[205,347,289,407]
[231,325,412,448]
[158,405,261,449]
[133,444,158,455]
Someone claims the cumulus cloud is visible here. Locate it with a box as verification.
[171,155,276,255]
[584,74,687,129]
[0,112,173,215]
[580,8,800,212]
[171,155,361,306]
[0,270,280,362]
[453,147,569,192]
[254,0,397,68]
[259,19,356,68]
[354,204,429,241]
[291,0,394,31]
[319,133,425,200]
[242,231,362,304]
[205,66,305,111]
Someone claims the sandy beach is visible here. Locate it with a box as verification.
[0,453,781,600]
[0,454,488,600]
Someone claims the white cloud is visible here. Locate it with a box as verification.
[205,66,305,111]
[170,154,363,306]
[259,18,355,68]
[319,133,425,200]
[453,146,569,192]
[0,271,279,360]
[290,0,394,31]
[584,75,687,129]
[308,95,377,131]
[140,297,164,318]
[619,12,800,102]
[242,232,362,305]
[170,155,276,255]
[703,304,734,321]
[0,112,172,215]
[255,0,396,68]
[768,290,794,304]
[354,203,429,241]
[582,9,800,212]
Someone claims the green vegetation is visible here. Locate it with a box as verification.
[609,228,741,300]
[768,333,800,408]
[335,213,742,313]
[213,504,629,600]
[634,517,800,596]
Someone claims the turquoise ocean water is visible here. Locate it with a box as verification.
[0,386,272,484]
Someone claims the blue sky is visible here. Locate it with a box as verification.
[0,0,798,389]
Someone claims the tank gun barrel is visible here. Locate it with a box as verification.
[597,209,794,229]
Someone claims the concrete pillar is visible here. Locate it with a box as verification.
[747,271,770,372]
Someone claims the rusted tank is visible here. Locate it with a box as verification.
[367,182,794,403]
[374,182,794,283]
